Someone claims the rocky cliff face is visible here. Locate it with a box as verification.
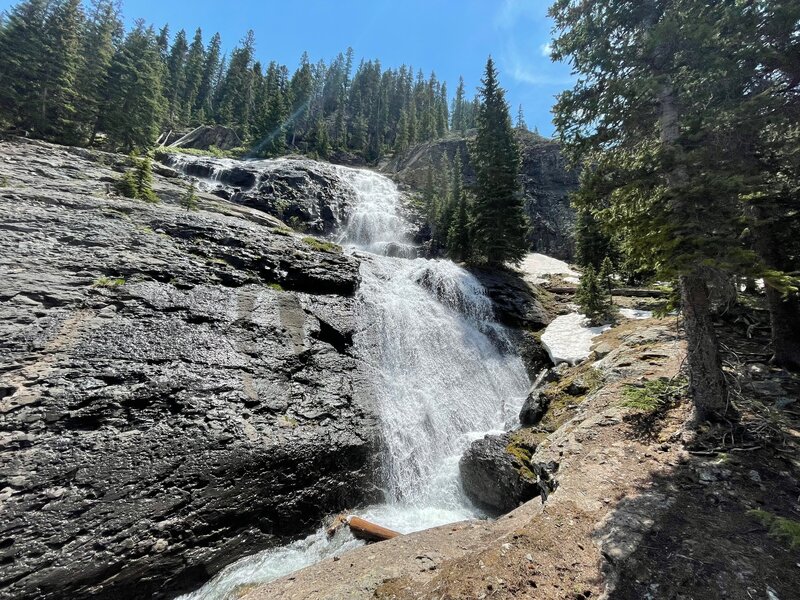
[162,153,356,235]
[383,130,579,260]
[0,139,380,600]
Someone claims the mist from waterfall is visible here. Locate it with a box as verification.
[177,163,529,600]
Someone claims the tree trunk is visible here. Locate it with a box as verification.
[680,273,730,420]
[765,285,800,371]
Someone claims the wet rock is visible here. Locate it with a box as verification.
[162,153,356,234]
[0,138,380,600]
[519,390,549,426]
[519,368,560,426]
[459,433,538,513]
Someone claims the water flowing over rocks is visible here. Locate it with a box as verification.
[0,139,380,600]
[163,153,357,235]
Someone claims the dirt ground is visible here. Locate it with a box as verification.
[243,309,800,600]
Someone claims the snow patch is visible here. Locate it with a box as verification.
[541,313,611,366]
[517,253,580,285]
[619,308,653,320]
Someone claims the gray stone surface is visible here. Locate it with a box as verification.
[458,433,537,514]
[0,138,380,600]
[162,153,357,235]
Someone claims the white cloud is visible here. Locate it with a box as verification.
[494,0,540,30]
[540,42,552,58]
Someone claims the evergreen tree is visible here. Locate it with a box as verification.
[104,21,165,151]
[598,256,615,295]
[0,0,50,132]
[181,28,206,125]
[447,151,470,261]
[181,180,199,210]
[117,153,157,202]
[576,265,612,325]
[515,104,527,131]
[76,0,122,145]
[194,32,221,122]
[38,0,85,142]
[550,0,758,418]
[215,30,255,137]
[470,57,527,266]
[165,29,188,128]
[289,52,314,147]
[451,76,467,133]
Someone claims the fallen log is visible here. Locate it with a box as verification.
[326,514,400,543]
[547,286,669,298]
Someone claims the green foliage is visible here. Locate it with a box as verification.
[598,256,615,293]
[267,282,285,291]
[181,181,199,211]
[302,237,342,254]
[117,154,157,202]
[622,377,686,413]
[470,57,527,266]
[93,275,125,288]
[0,2,488,162]
[749,510,800,550]
[576,265,612,325]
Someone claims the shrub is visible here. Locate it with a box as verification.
[181,181,199,211]
[117,154,157,202]
[622,376,686,412]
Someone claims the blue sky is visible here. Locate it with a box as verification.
[1,0,574,136]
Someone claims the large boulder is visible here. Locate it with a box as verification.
[459,434,538,513]
[0,138,380,600]
[162,153,356,234]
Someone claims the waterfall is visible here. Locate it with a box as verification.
[176,162,530,600]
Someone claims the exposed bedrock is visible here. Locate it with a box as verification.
[161,153,357,235]
[0,139,380,600]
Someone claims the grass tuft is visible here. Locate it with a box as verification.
[302,237,342,254]
[93,276,125,288]
[622,376,685,413]
[749,509,800,549]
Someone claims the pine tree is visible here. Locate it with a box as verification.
[470,57,527,266]
[0,0,51,132]
[451,76,467,133]
[76,0,122,145]
[194,32,221,121]
[165,29,188,128]
[117,153,157,202]
[447,151,470,261]
[598,256,615,295]
[515,104,527,131]
[551,0,753,418]
[104,21,165,152]
[38,0,85,142]
[181,28,205,125]
[215,30,255,138]
[576,265,611,326]
[181,181,199,210]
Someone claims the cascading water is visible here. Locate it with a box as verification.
[176,161,530,600]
